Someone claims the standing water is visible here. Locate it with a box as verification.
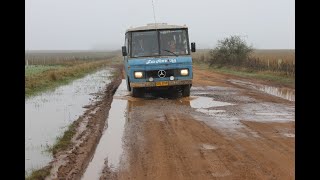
[81,80,128,180]
[228,79,295,101]
[25,68,113,175]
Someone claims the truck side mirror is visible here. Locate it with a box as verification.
[191,42,196,52]
[122,46,127,56]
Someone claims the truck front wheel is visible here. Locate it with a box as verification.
[132,88,144,98]
[126,77,131,91]
[182,85,191,97]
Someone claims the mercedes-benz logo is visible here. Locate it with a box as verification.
[158,70,166,78]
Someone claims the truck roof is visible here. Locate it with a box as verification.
[126,23,188,32]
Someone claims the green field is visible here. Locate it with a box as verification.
[25,50,120,65]
[25,65,62,77]
[25,51,122,97]
[194,62,294,88]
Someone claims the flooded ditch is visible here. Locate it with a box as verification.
[25,68,113,175]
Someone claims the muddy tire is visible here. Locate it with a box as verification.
[132,88,144,98]
[126,77,131,91]
[182,85,191,97]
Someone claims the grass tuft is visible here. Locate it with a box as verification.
[47,122,77,155]
[25,166,51,180]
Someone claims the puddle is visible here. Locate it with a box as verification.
[25,68,112,175]
[188,87,294,137]
[201,144,217,150]
[254,112,292,116]
[229,79,295,101]
[82,80,129,180]
[190,96,234,109]
[248,131,261,138]
[258,86,295,101]
[240,102,294,122]
[211,171,232,177]
[188,96,245,135]
[196,109,226,116]
[190,86,206,91]
[191,86,238,95]
[283,133,295,138]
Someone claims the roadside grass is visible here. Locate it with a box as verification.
[25,57,123,98]
[47,122,77,155]
[25,65,63,76]
[25,50,120,66]
[192,49,295,78]
[25,166,51,180]
[251,49,295,64]
[194,62,295,88]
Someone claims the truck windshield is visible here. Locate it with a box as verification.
[131,29,189,58]
[131,31,159,57]
[159,29,189,56]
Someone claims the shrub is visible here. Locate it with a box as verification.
[209,35,253,66]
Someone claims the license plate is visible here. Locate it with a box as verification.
[156,81,169,86]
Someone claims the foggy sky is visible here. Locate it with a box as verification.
[25,0,295,50]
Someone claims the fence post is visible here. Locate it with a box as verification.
[278,59,282,70]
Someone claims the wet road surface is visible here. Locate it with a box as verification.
[82,68,294,180]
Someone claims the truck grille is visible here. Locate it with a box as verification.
[146,69,181,78]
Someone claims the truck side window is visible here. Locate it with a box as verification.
[128,33,131,57]
[125,34,128,56]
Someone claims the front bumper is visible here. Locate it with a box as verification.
[130,80,192,88]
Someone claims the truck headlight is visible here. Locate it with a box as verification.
[134,71,143,78]
[180,69,189,76]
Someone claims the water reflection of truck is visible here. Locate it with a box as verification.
[121,23,196,97]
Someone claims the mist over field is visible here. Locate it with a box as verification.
[25,0,294,50]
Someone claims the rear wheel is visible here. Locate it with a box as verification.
[132,88,144,98]
[182,85,191,97]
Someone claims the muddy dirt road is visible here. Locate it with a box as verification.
[49,67,294,180]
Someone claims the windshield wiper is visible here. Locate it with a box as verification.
[162,49,178,57]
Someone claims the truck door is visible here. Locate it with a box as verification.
[124,33,131,90]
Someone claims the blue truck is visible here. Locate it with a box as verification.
[121,23,196,97]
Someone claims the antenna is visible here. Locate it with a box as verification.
[151,0,157,29]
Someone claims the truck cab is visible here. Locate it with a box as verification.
[121,23,196,97]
